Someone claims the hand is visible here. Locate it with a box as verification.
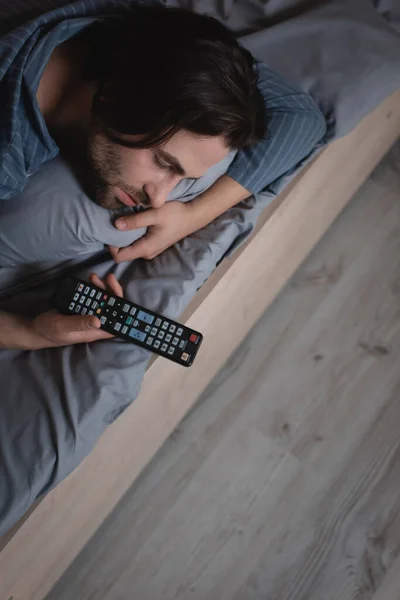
[109,201,197,263]
[30,273,123,349]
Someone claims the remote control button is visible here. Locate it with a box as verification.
[145,325,151,333]
[122,325,128,334]
[108,297,116,306]
[161,343,168,352]
[81,307,88,315]
[169,324,176,333]
[85,298,91,307]
[84,286,90,295]
[181,352,189,362]
[162,321,169,330]
[103,295,108,300]
[69,302,75,310]
[133,320,139,327]
[189,334,198,343]
[130,307,137,316]
[96,308,101,314]
[123,303,130,313]
[75,305,81,313]
[153,340,161,349]
[90,289,96,297]
[88,310,94,316]
[158,331,165,339]
[177,328,183,336]
[179,340,186,349]
[112,310,117,317]
[154,318,161,327]
[114,322,122,331]
[165,334,172,342]
[79,296,85,304]
[96,292,102,300]
[77,283,84,292]
[73,293,79,301]
[92,301,98,309]
[137,310,155,325]
[167,346,175,355]
[129,327,146,342]
[100,316,107,325]
[151,327,157,336]
[126,316,133,325]
[146,337,154,345]
[172,337,179,346]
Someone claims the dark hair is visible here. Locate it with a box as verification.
[85,5,267,150]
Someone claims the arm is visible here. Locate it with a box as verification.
[111,63,327,262]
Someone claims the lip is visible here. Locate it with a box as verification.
[115,187,137,208]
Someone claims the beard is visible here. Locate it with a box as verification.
[84,125,142,210]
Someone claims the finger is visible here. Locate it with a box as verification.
[114,209,158,231]
[104,273,124,297]
[109,237,152,263]
[89,272,106,290]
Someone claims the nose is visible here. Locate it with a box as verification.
[143,175,181,209]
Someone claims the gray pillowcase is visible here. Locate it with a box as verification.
[0,150,236,267]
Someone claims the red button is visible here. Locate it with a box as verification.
[189,334,197,343]
[104,295,108,300]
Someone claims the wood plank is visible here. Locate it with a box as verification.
[48,140,400,600]
[1,90,400,600]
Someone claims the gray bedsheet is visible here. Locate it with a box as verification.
[1,0,400,536]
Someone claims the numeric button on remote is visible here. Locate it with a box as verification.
[161,343,168,352]
[167,346,175,355]
[177,328,183,336]
[155,318,162,327]
[153,340,161,349]
[146,337,154,345]
[114,322,122,331]
[165,334,172,342]
[169,324,176,333]
[172,337,179,346]
[145,325,151,333]
[151,327,157,336]
[162,321,169,330]
[158,331,165,339]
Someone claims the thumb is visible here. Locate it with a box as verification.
[115,208,158,231]
[63,314,101,332]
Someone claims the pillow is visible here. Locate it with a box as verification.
[0,151,236,267]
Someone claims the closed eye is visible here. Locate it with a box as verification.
[153,153,176,173]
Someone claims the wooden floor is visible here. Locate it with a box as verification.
[47,141,400,600]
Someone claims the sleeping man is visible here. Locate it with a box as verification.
[0,1,326,351]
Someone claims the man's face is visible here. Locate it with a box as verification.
[85,126,230,211]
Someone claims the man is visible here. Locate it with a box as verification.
[0,1,326,350]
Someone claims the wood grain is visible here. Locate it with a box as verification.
[1,91,400,600]
[48,139,400,600]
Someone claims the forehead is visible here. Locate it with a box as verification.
[162,130,230,178]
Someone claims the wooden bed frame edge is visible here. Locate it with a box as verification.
[1,90,399,600]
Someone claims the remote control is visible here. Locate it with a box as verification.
[53,276,203,367]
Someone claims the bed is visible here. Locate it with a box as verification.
[0,0,400,597]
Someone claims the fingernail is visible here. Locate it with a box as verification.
[116,218,126,230]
